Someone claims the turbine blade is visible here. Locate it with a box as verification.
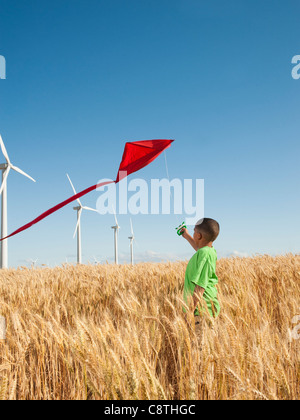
[0,166,11,196]
[134,237,140,249]
[112,204,119,227]
[82,206,99,213]
[73,209,82,239]
[67,173,82,206]
[10,165,36,183]
[66,173,77,195]
[130,218,134,236]
[0,135,10,164]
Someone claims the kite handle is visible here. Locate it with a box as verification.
[176,222,187,236]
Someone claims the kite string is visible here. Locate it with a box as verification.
[164,150,171,182]
[164,151,182,227]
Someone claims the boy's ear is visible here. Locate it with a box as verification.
[195,230,202,240]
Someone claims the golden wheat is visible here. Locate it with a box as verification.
[0,254,299,400]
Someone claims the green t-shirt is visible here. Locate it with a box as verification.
[183,246,220,318]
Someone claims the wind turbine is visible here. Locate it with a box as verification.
[26,258,38,268]
[111,207,120,264]
[0,135,36,269]
[66,174,99,264]
[92,255,100,265]
[128,218,135,265]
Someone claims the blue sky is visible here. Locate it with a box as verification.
[0,0,299,267]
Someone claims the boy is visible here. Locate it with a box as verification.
[181,218,220,324]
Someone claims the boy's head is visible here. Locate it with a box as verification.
[194,218,220,246]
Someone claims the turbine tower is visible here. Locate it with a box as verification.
[0,135,36,269]
[128,218,135,265]
[111,207,120,264]
[67,174,98,264]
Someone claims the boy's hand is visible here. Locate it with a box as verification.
[180,228,188,239]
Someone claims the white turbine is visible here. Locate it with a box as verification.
[66,174,99,264]
[26,258,38,269]
[128,218,135,265]
[92,255,100,265]
[0,135,36,269]
[111,206,120,265]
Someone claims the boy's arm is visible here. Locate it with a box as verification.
[181,228,198,251]
[193,285,205,312]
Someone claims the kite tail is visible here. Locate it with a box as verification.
[0,180,114,242]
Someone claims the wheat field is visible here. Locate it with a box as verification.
[0,254,299,400]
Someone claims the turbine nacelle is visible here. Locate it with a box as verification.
[67,174,98,240]
[129,218,135,241]
[0,135,36,196]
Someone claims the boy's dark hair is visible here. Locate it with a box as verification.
[195,218,220,242]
